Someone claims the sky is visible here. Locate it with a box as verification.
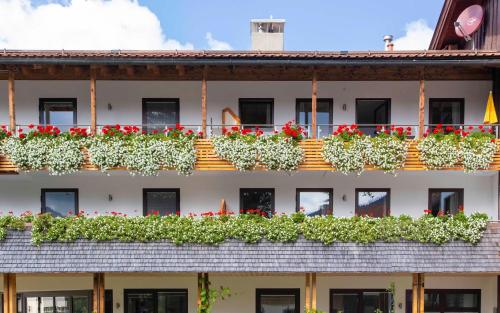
[0,0,444,51]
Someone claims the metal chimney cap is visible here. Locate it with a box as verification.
[383,35,394,42]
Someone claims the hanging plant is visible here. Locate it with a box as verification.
[256,122,304,171]
[322,125,368,174]
[460,126,497,172]
[417,125,461,169]
[366,126,411,174]
[46,138,84,175]
[87,137,126,172]
[212,126,259,171]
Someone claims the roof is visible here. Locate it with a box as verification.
[0,49,499,65]
[1,224,499,273]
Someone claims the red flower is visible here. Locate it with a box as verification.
[115,124,121,130]
[152,129,158,134]
[231,126,239,131]
[424,209,432,214]
[28,124,34,129]
[19,133,26,139]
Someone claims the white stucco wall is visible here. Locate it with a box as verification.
[2,274,496,313]
[0,80,492,128]
[0,171,496,219]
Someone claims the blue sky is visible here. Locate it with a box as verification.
[142,0,444,50]
[0,0,444,51]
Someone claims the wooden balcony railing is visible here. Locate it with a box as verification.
[1,139,500,174]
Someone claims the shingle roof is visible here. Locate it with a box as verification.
[1,225,499,273]
[0,49,499,61]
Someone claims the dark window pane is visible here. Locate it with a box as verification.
[240,189,274,217]
[355,190,390,217]
[142,99,179,133]
[331,293,359,313]
[424,292,440,311]
[405,290,480,313]
[260,295,296,313]
[126,293,154,313]
[296,99,333,137]
[362,292,389,313]
[445,292,479,309]
[157,292,187,313]
[42,190,78,217]
[39,99,77,132]
[72,296,89,313]
[239,99,273,128]
[429,189,463,216]
[297,190,332,216]
[355,99,390,136]
[429,99,464,125]
[104,290,113,313]
[144,190,179,216]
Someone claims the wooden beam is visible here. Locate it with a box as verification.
[8,71,15,131]
[201,66,208,138]
[305,273,311,310]
[176,65,186,77]
[197,273,202,307]
[147,65,160,75]
[418,79,425,138]
[3,274,16,313]
[412,274,418,313]
[412,273,425,313]
[311,273,317,310]
[418,273,424,313]
[3,274,9,313]
[90,68,97,134]
[93,273,105,313]
[311,69,318,139]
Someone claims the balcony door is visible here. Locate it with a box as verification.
[296,98,333,137]
[355,99,391,136]
[429,98,464,127]
[124,289,187,313]
[142,98,180,133]
[39,98,77,131]
[238,98,274,130]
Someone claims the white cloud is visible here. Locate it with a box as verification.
[393,19,434,50]
[205,32,232,50]
[0,0,194,50]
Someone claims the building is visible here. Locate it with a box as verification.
[1,1,500,313]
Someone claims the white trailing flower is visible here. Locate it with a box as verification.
[322,136,369,174]
[2,137,49,171]
[165,137,197,176]
[212,135,257,171]
[417,136,460,169]
[460,136,497,172]
[366,136,408,174]
[46,139,84,175]
[87,138,126,172]
[256,137,304,171]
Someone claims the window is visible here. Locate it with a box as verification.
[240,188,275,217]
[296,188,333,216]
[142,98,180,133]
[355,189,390,217]
[239,99,274,128]
[41,189,79,217]
[19,291,91,313]
[143,189,180,216]
[330,289,392,313]
[105,290,113,313]
[256,289,300,313]
[405,289,480,313]
[39,98,77,131]
[124,289,187,313]
[428,189,464,217]
[296,98,333,137]
[429,98,464,126]
[355,99,391,136]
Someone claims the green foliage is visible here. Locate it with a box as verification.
[24,212,489,246]
[0,214,31,240]
[198,277,231,313]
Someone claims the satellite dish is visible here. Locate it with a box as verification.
[454,4,484,41]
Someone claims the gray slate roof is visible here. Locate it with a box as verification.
[1,226,499,273]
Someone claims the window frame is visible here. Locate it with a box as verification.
[295,188,334,216]
[41,188,79,216]
[354,188,391,217]
[428,188,464,216]
[404,289,480,313]
[295,98,334,125]
[142,188,181,216]
[355,98,391,125]
[123,289,188,313]
[428,98,465,126]
[141,98,180,133]
[255,288,300,313]
[238,98,274,127]
[39,98,78,126]
[239,188,275,216]
[330,288,392,313]
[18,290,92,313]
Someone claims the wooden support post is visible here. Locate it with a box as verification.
[201,66,208,138]
[93,273,105,313]
[197,273,202,307]
[90,68,97,134]
[311,69,318,139]
[412,273,425,313]
[8,71,15,132]
[3,274,16,313]
[418,273,425,313]
[497,275,500,313]
[412,274,418,313]
[305,273,311,310]
[418,79,425,138]
[311,273,317,310]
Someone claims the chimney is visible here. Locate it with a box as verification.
[250,18,285,51]
[383,35,394,51]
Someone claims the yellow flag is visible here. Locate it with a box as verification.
[484,91,498,124]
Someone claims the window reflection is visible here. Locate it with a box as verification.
[355,190,390,217]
